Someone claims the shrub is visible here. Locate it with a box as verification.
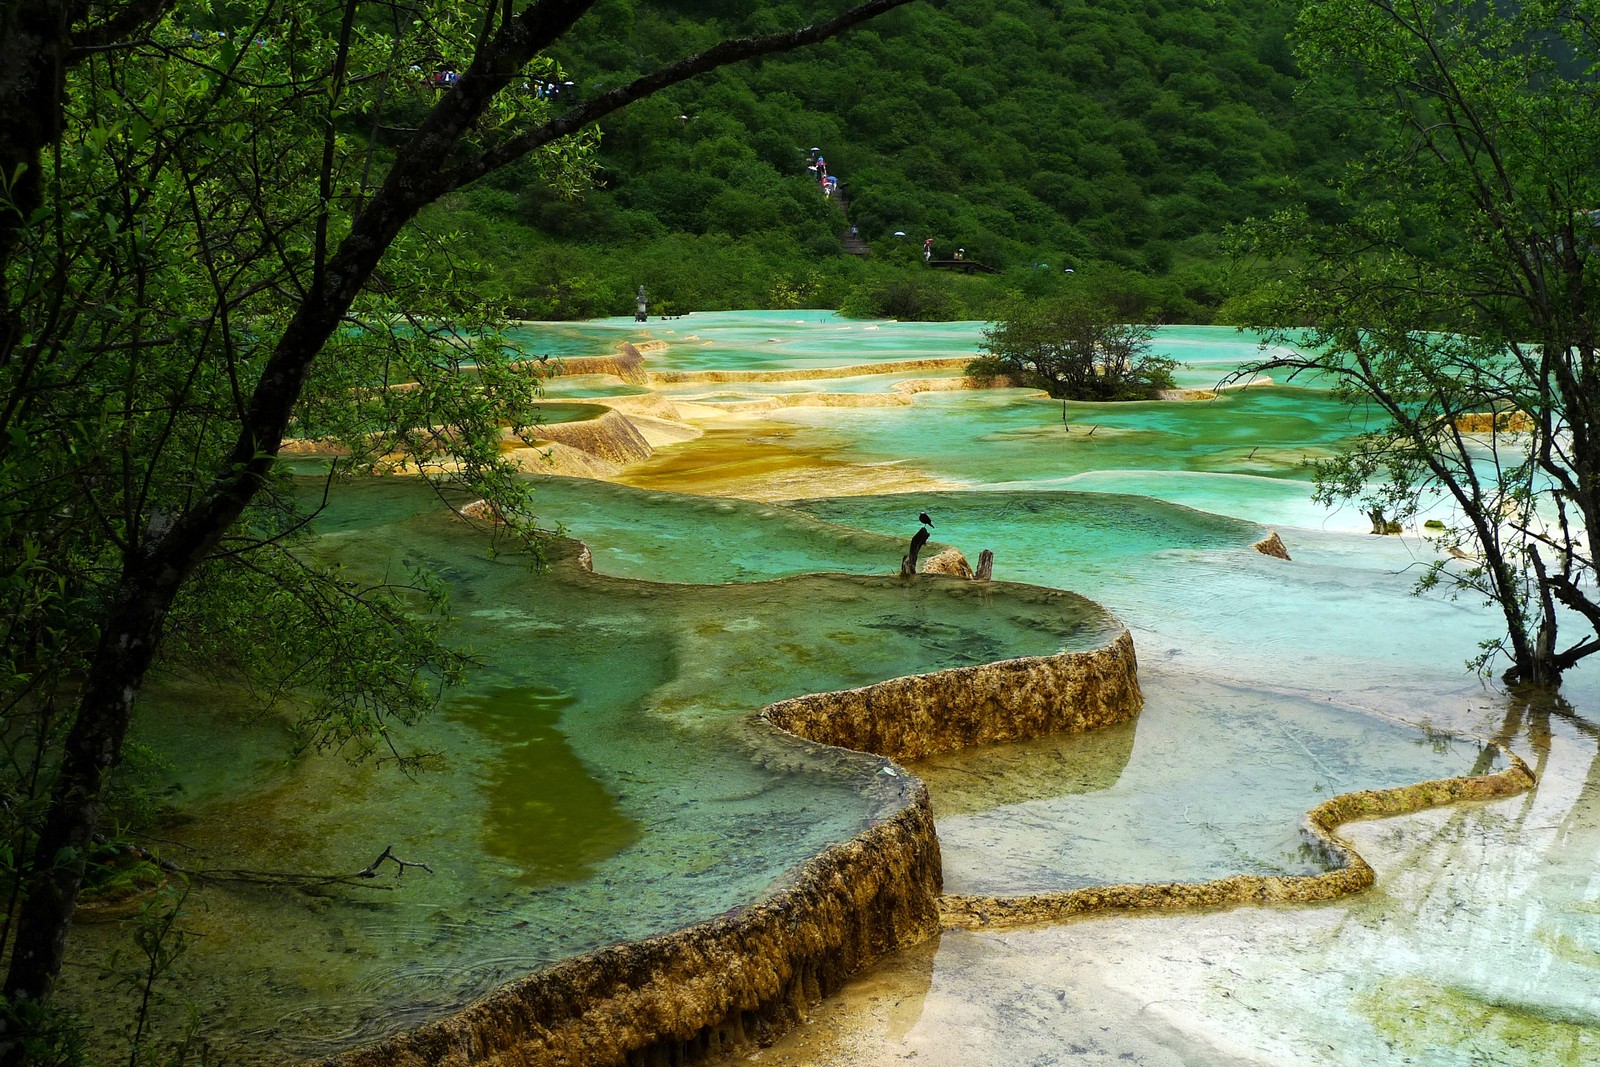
[970,294,1175,400]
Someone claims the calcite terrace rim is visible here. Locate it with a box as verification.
[315,551,1137,1067]
[760,629,1144,765]
[762,617,1535,928]
[934,736,1536,931]
[318,526,1534,1066]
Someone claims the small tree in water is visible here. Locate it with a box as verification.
[1230,0,1600,688]
[970,296,1174,401]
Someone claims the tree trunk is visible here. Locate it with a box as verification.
[0,0,919,1035]
[3,568,173,1010]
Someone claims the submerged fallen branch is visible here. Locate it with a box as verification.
[185,845,434,892]
[357,844,435,878]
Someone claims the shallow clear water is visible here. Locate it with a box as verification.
[923,667,1504,894]
[772,387,1372,518]
[739,696,1600,1067]
[72,475,1119,1060]
[790,492,1501,705]
[526,476,903,582]
[538,375,650,399]
[656,368,955,399]
[63,314,1600,1065]
[530,400,610,423]
[512,311,989,373]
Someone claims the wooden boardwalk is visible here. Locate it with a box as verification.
[831,185,870,256]
[927,258,999,274]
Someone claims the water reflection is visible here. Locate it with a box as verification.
[452,687,641,884]
[738,692,1598,1067]
[922,668,1503,895]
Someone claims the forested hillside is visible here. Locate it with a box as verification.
[424,0,1362,320]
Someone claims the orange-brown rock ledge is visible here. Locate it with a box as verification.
[313,602,1144,1067]
[764,629,1142,762]
[317,781,941,1067]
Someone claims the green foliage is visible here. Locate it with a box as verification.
[838,274,973,320]
[971,294,1174,400]
[1230,0,1600,686]
[108,885,213,1067]
[415,0,1371,320]
[164,536,472,766]
[0,0,589,1025]
[0,0,561,802]
[2,0,927,1035]
[77,851,166,907]
[0,995,85,1067]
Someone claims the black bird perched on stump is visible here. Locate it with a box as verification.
[918,511,933,527]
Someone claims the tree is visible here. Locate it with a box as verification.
[1229,0,1600,686]
[970,294,1174,400]
[0,0,915,1051]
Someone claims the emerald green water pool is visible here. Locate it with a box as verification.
[530,401,610,423]
[61,314,1599,1066]
[515,310,996,372]
[70,474,1122,1060]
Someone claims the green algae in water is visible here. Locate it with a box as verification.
[525,475,902,584]
[794,489,1264,565]
[532,401,611,425]
[636,573,1121,730]
[539,377,650,398]
[128,677,297,807]
[1354,976,1600,1066]
[523,479,1268,593]
[451,687,640,884]
[773,387,1365,491]
[66,473,1115,1063]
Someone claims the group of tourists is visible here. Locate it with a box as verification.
[417,68,571,96]
[806,149,840,198]
[807,148,959,258]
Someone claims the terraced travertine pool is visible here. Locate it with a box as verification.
[62,313,1598,1066]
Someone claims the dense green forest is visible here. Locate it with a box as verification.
[416,0,1364,321]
